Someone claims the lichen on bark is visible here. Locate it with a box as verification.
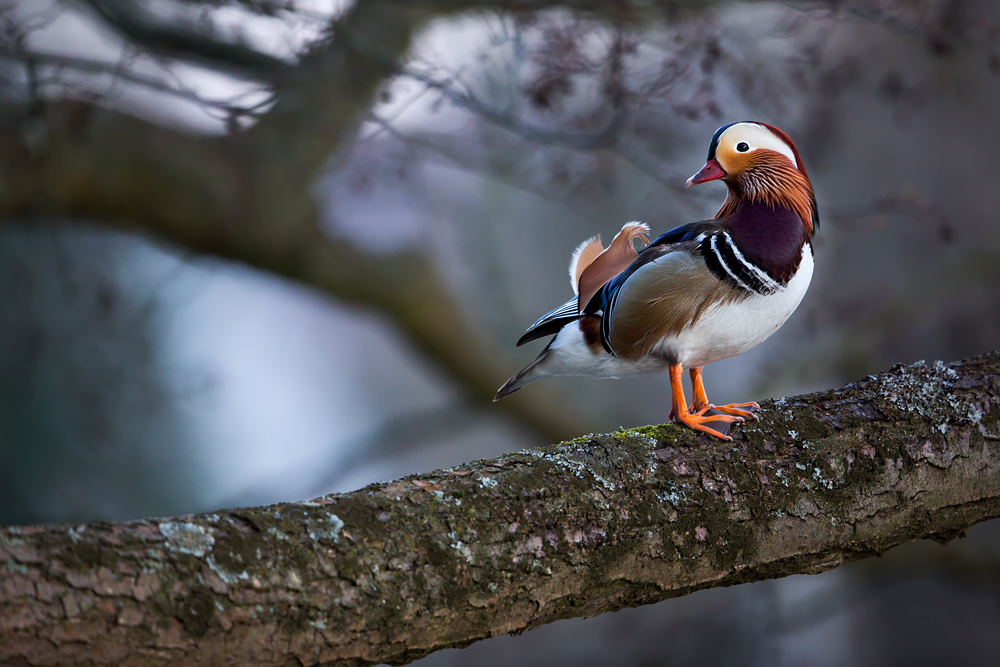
[2,352,1000,667]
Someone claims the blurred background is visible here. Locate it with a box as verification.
[1,0,999,664]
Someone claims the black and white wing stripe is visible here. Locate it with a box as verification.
[516,296,580,346]
[701,232,783,295]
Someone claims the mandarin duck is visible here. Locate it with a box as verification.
[494,121,818,441]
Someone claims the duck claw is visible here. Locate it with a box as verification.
[672,410,741,441]
[711,402,760,421]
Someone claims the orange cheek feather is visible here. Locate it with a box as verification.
[716,149,815,236]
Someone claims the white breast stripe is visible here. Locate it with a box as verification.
[710,234,754,292]
[721,232,783,293]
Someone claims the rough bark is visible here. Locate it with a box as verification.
[2,353,999,666]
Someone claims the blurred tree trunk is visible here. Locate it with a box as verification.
[2,352,999,667]
[0,0,601,443]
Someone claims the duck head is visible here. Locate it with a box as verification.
[687,121,819,236]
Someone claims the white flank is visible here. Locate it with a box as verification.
[539,323,665,380]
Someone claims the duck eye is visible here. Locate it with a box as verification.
[736,142,749,152]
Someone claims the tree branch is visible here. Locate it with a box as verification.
[2,352,999,666]
[392,63,627,150]
[0,47,272,117]
[77,0,294,77]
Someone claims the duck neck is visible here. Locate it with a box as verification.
[716,160,817,237]
[716,199,810,285]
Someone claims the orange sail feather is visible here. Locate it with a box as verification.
[576,222,650,312]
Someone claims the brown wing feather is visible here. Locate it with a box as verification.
[577,222,649,312]
[608,248,747,361]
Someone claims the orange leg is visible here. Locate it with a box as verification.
[689,367,711,412]
[668,364,742,441]
[689,367,760,421]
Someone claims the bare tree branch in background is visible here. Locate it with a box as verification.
[0,0,619,442]
[1,353,999,666]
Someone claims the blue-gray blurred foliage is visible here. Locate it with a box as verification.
[0,226,201,524]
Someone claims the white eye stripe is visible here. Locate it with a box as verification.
[719,123,797,167]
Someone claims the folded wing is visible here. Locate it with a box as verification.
[583,220,743,359]
[518,220,733,351]
[604,250,742,360]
